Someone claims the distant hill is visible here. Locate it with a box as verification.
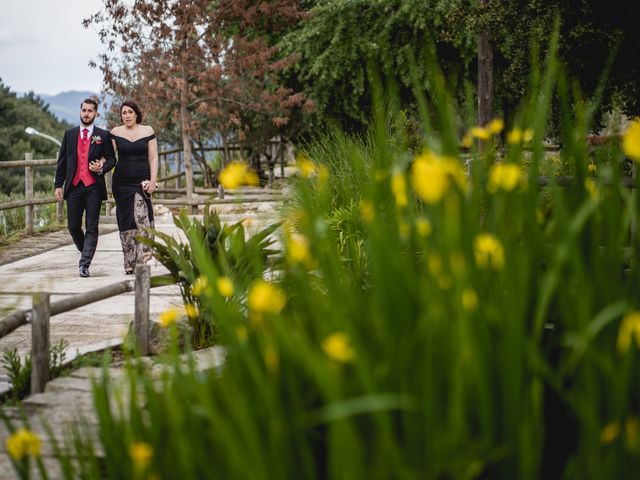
[39,91,113,127]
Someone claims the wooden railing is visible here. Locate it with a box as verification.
[0,154,62,234]
[0,149,285,234]
[0,264,170,394]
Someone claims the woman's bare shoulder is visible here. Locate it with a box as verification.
[139,125,155,135]
[111,125,124,135]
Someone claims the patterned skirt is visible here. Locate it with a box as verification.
[113,182,154,273]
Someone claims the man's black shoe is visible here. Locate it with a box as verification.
[79,266,90,278]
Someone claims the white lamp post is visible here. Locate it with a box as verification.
[25,127,62,147]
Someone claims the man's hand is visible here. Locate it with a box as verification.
[55,188,63,202]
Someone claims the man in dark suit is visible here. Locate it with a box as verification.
[55,98,116,277]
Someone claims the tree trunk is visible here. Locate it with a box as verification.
[222,134,230,168]
[193,142,211,187]
[180,66,194,198]
[200,144,211,187]
[477,1,493,126]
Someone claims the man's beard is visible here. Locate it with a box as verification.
[80,117,94,126]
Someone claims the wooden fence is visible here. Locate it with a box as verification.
[0,264,165,394]
[0,154,62,233]
[0,147,285,234]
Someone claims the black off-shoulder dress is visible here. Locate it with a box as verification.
[111,133,155,273]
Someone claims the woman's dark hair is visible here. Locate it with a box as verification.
[120,100,143,123]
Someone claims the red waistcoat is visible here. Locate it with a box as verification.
[72,128,96,187]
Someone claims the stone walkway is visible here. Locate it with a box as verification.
[0,224,117,267]
[0,213,183,394]
[0,194,283,478]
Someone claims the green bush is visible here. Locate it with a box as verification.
[0,198,61,240]
[139,207,280,347]
[0,340,69,402]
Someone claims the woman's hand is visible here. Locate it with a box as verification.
[141,180,158,194]
[89,157,105,173]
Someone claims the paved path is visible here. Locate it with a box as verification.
[0,213,181,392]
[0,199,282,391]
[0,225,117,267]
[0,195,283,478]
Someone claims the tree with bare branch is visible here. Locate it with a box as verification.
[85,0,311,193]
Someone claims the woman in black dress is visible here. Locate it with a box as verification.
[110,100,158,274]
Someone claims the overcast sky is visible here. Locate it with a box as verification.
[0,0,105,95]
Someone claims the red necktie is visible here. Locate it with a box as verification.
[82,128,89,141]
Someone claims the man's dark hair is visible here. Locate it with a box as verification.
[81,98,99,110]
[120,100,143,123]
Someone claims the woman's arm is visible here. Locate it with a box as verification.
[110,127,119,160]
[147,132,158,193]
[101,129,117,173]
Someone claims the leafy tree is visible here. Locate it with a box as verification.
[553,0,640,116]
[0,80,69,163]
[280,0,476,131]
[284,0,640,134]
[85,0,312,189]
[0,80,71,195]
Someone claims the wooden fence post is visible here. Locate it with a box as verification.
[280,142,285,179]
[175,151,182,189]
[55,149,64,224]
[163,153,169,189]
[25,152,34,234]
[56,200,64,224]
[104,172,113,216]
[134,264,151,355]
[31,292,50,394]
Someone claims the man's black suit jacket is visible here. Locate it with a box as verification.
[54,126,116,201]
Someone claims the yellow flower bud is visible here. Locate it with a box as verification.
[6,429,41,460]
[192,275,210,297]
[248,280,286,315]
[219,162,249,189]
[129,442,153,472]
[415,217,432,237]
[584,178,598,199]
[391,171,408,208]
[600,422,620,444]
[184,303,199,319]
[322,332,355,363]
[622,118,640,162]
[507,128,523,145]
[617,311,640,354]
[159,308,180,328]
[287,234,314,268]
[488,163,522,193]
[474,233,505,271]
[462,288,478,312]
[297,156,317,178]
[469,126,490,141]
[523,128,534,143]
[216,276,234,298]
[487,118,504,135]
[360,199,375,224]
[411,151,465,204]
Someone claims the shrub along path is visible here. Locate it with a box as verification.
[0,192,283,476]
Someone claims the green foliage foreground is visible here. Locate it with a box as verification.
[4,43,640,479]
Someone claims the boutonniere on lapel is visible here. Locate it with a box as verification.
[91,135,102,145]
